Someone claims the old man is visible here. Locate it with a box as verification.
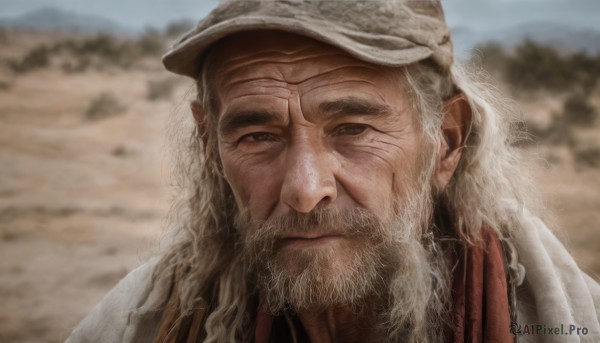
[67,0,600,342]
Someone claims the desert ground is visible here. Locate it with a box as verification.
[0,31,599,342]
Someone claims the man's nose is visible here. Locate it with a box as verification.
[280,140,337,213]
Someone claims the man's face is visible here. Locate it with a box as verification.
[211,31,431,309]
[214,31,426,221]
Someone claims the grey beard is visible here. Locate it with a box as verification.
[234,177,453,341]
[235,177,442,315]
[240,206,398,314]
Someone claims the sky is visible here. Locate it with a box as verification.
[443,0,600,32]
[1,0,599,32]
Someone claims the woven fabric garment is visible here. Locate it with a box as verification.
[450,227,512,343]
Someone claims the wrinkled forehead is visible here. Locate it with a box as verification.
[206,30,402,89]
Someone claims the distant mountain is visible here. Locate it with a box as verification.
[452,21,600,58]
[0,7,135,35]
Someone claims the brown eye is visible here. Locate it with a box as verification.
[240,132,276,143]
[334,123,369,136]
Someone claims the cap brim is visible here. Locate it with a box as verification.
[162,15,434,79]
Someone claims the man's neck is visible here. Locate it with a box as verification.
[296,306,384,343]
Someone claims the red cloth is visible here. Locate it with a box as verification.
[254,228,513,342]
[451,227,513,343]
[255,305,274,343]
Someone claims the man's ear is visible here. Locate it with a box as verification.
[434,93,472,190]
[190,100,208,146]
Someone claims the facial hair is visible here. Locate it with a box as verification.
[237,176,438,317]
[239,207,395,313]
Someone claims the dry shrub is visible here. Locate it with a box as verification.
[505,40,575,92]
[574,145,600,168]
[61,56,92,74]
[7,32,167,74]
[529,93,597,147]
[61,32,164,68]
[524,115,575,146]
[165,19,194,38]
[85,92,127,120]
[147,77,177,101]
[0,80,13,92]
[474,40,600,95]
[8,45,50,73]
[561,92,598,127]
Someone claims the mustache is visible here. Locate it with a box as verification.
[239,207,389,250]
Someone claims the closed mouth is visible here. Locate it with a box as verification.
[276,234,345,249]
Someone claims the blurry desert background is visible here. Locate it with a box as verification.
[1,1,599,342]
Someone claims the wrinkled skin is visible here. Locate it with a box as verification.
[192,31,471,343]
[214,33,424,221]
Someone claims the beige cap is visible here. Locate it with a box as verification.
[162,0,453,79]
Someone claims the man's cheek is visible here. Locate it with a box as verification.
[221,159,249,208]
[337,159,395,216]
[355,138,426,195]
[246,182,283,220]
[223,164,281,219]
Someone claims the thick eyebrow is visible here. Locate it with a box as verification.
[318,98,392,119]
[219,110,280,135]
